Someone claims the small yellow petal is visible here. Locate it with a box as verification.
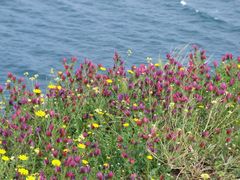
[18,155,29,161]
[146,155,153,160]
[52,159,61,167]
[100,67,106,71]
[77,143,86,149]
[106,79,113,84]
[82,159,88,165]
[33,89,41,94]
[123,123,129,127]
[2,156,10,161]
[35,110,46,117]
[92,123,99,128]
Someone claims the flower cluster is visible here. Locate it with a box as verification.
[0,48,239,179]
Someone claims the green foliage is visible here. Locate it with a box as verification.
[0,49,239,179]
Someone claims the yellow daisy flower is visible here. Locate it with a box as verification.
[26,175,36,180]
[77,143,86,149]
[146,155,153,160]
[127,70,134,74]
[52,159,61,167]
[0,148,6,155]
[48,84,56,89]
[33,89,41,94]
[2,156,10,161]
[18,154,28,161]
[18,168,29,176]
[100,67,106,71]
[123,123,129,127]
[82,159,88,165]
[92,123,99,128]
[106,79,113,84]
[35,110,46,117]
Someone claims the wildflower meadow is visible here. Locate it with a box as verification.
[0,47,239,179]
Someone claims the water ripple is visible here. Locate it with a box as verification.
[0,0,239,85]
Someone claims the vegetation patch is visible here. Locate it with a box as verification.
[0,47,240,179]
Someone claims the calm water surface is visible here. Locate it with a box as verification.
[0,0,240,84]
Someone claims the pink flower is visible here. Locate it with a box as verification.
[96,172,104,180]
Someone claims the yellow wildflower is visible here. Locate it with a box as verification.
[2,156,10,161]
[106,79,113,84]
[201,173,210,179]
[40,97,44,103]
[92,123,99,128]
[238,64,240,69]
[18,154,29,161]
[0,148,6,155]
[18,168,29,176]
[82,159,88,165]
[48,84,56,89]
[33,89,41,94]
[63,149,69,153]
[133,118,139,122]
[89,114,94,117]
[57,86,62,90]
[154,63,160,67]
[52,159,61,167]
[35,110,46,117]
[98,111,104,115]
[179,67,185,71]
[127,70,134,74]
[26,175,36,180]
[147,155,153,160]
[100,67,106,71]
[48,84,61,90]
[123,123,129,127]
[77,143,86,149]
[103,163,109,168]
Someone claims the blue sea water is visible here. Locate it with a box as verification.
[0,0,239,85]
